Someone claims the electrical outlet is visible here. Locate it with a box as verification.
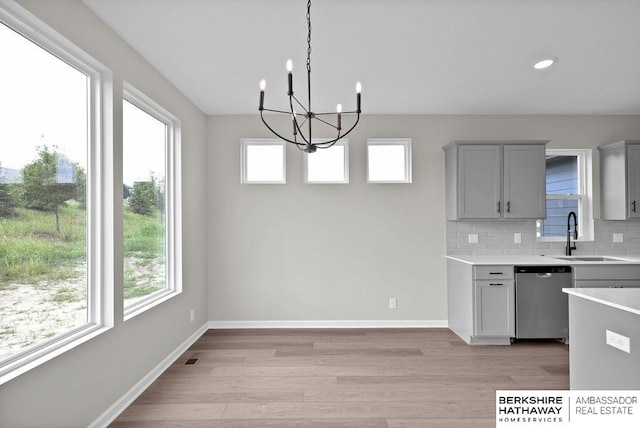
[613,233,624,243]
[606,329,630,353]
[468,233,479,244]
[190,309,195,323]
[389,298,397,309]
[514,233,522,244]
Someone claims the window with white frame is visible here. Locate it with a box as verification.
[367,138,412,183]
[304,140,349,184]
[537,149,593,240]
[241,139,286,184]
[123,83,182,320]
[0,4,112,385]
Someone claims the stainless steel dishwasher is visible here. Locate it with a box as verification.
[514,266,572,340]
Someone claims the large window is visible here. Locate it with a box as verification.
[123,83,182,320]
[537,149,593,240]
[0,3,112,385]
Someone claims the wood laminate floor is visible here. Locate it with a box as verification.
[110,328,569,427]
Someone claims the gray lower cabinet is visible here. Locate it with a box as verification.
[475,280,515,336]
[573,265,640,288]
[474,266,515,337]
[574,280,640,288]
[447,259,514,345]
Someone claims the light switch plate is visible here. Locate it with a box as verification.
[514,233,522,244]
[606,329,630,353]
[613,233,624,243]
[468,233,479,244]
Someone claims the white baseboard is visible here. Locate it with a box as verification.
[88,323,208,428]
[208,320,448,329]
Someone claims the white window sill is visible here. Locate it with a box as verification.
[124,289,182,321]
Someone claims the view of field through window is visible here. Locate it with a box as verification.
[0,22,89,359]
[122,99,167,309]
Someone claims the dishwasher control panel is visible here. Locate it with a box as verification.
[515,266,572,274]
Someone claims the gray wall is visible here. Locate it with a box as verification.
[207,115,640,324]
[0,1,208,427]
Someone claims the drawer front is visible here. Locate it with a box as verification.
[573,265,640,280]
[574,279,640,288]
[475,265,514,280]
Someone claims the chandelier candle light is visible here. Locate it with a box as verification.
[258,0,361,153]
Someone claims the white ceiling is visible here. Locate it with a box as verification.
[82,0,640,116]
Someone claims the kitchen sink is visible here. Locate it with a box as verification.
[548,256,629,262]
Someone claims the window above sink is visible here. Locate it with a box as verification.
[536,149,594,242]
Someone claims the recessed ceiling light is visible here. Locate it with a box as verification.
[533,57,557,70]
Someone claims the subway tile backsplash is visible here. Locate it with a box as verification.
[446,219,640,256]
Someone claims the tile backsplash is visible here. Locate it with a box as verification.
[446,219,640,256]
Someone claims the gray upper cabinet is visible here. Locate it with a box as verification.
[444,141,548,220]
[600,140,640,220]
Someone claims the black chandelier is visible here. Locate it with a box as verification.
[258,0,361,153]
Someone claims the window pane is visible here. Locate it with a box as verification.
[306,144,347,183]
[0,22,89,360]
[245,144,284,183]
[123,100,167,305]
[538,199,580,237]
[538,154,583,237]
[546,155,578,195]
[367,143,411,182]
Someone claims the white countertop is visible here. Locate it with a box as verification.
[563,287,640,316]
[446,254,640,265]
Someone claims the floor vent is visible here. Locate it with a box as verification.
[185,358,199,365]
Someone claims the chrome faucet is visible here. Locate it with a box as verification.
[566,211,578,256]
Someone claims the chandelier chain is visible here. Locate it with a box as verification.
[306,0,312,74]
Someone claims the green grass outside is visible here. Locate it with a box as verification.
[0,205,165,297]
[123,208,165,299]
[0,206,86,289]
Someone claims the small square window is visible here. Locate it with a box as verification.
[367,138,412,183]
[304,140,349,184]
[241,139,286,184]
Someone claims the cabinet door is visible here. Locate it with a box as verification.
[474,280,515,337]
[503,144,546,219]
[627,144,640,218]
[458,145,502,219]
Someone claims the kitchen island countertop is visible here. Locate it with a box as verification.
[563,287,640,316]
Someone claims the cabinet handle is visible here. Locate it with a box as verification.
[496,201,501,213]
[506,201,511,213]
[489,283,504,286]
[633,201,637,213]
[489,272,504,275]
